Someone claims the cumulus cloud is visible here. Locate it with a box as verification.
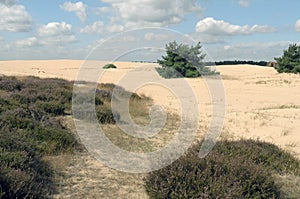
[0,0,18,6]
[15,37,40,47]
[196,17,276,36]
[81,21,124,34]
[80,21,104,34]
[144,32,169,41]
[107,24,124,33]
[37,22,76,45]
[0,4,32,32]
[101,0,202,27]
[207,41,294,61]
[295,19,300,32]
[238,0,249,7]
[60,1,87,23]
[38,22,72,37]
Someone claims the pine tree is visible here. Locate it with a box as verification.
[157,41,213,78]
[275,43,300,73]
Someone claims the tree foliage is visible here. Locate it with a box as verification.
[157,41,216,78]
[275,43,300,73]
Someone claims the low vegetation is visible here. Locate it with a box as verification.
[103,63,117,69]
[0,74,299,198]
[0,75,150,198]
[144,139,300,198]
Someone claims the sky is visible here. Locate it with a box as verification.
[0,0,300,61]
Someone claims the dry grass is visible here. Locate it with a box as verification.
[50,153,148,199]
[48,92,183,198]
[274,174,300,199]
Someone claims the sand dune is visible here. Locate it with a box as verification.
[1,60,300,158]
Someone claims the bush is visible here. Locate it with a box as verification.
[0,131,55,198]
[157,41,217,78]
[96,105,120,124]
[0,76,23,92]
[275,43,300,73]
[0,75,150,197]
[103,64,117,69]
[144,140,300,198]
[0,76,80,198]
[36,101,66,116]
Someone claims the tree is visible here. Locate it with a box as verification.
[275,43,300,73]
[157,41,215,78]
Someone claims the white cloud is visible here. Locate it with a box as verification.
[0,0,18,6]
[15,37,40,47]
[37,22,76,45]
[238,0,249,7]
[101,0,202,27]
[207,41,293,61]
[0,4,32,32]
[196,17,276,36]
[38,22,72,37]
[81,21,124,34]
[189,32,226,44]
[94,6,112,14]
[81,21,105,34]
[295,19,300,32]
[60,1,87,23]
[107,24,124,33]
[224,45,231,50]
[144,32,169,41]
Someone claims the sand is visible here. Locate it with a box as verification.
[1,60,300,198]
[1,60,299,157]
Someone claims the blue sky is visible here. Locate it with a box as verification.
[0,0,299,61]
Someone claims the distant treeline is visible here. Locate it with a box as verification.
[132,60,269,66]
[205,60,268,66]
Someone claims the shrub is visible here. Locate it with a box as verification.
[0,130,55,198]
[96,105,120,124]
[144,140,300,198]
[275,43,300,73]
[0,75,149,197]
[0,76,23,92]
[36,101,66,116]
[103,63,117,69]
[157,41,217,78]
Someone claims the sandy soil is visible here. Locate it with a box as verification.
[1,60,300,198]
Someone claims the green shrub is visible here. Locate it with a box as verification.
[275,43,300,74]
[144,140,300,198]
[103,64,117,69]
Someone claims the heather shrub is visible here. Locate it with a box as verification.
[144,140,300,198]
[0,76,23,91]
[0,75,150,197]
[0,130,55,198]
